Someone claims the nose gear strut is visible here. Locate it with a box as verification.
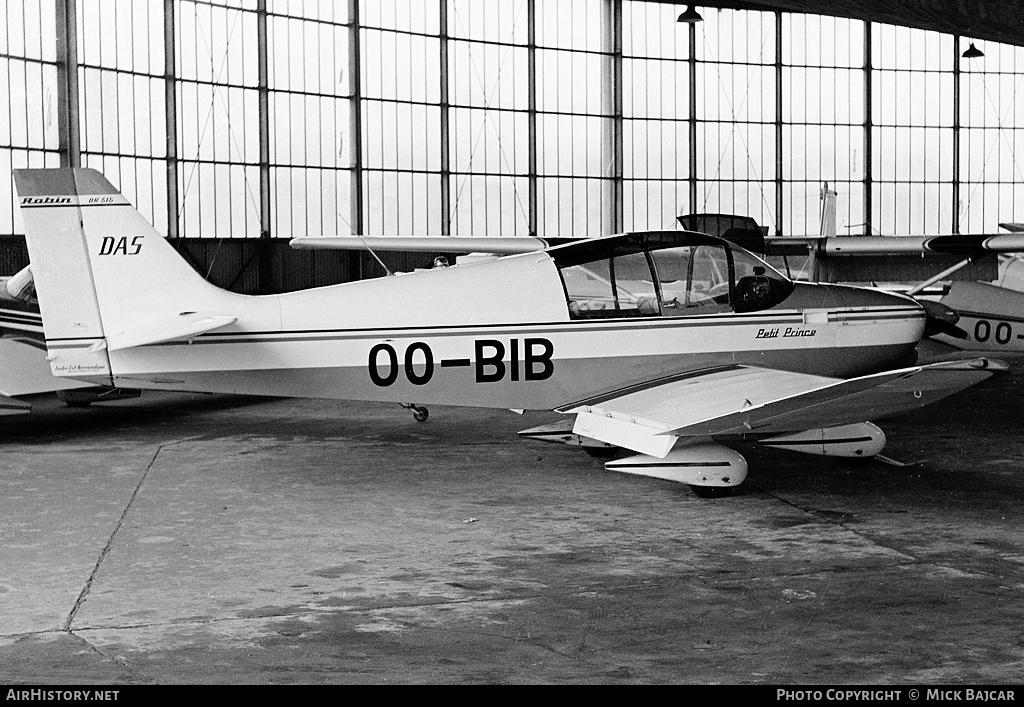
[400,403,429,422]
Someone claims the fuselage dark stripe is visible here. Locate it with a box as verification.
[43,312,922,348]
[757,436,874,446]
[0,312,42,324]
[955,310,1024,325]
[607,462,734,468]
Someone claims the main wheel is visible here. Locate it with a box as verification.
[689,485,734,499]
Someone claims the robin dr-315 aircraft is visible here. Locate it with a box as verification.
[14,168,1006,497]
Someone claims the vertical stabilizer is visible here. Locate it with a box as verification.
[14,168,235,382]
[14,169,112,383]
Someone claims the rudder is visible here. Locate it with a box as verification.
[14,169,113,383]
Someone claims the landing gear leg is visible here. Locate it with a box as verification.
[400,403,429,422]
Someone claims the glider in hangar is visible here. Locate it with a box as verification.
[13,168,1006,496]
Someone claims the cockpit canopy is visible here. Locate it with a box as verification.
[550,231,794,319]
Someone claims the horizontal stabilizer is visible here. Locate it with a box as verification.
[102,312,237,352]
[289,236,564,255]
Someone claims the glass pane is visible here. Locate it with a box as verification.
[562,259,616,318]
[612,250,659,316]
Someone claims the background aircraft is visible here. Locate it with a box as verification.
[0,266,138,413]
[14,168,1006,497]
[931,225,1024,355]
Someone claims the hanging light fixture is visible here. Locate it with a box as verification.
[677,5,703,23]
[962,42,984,59]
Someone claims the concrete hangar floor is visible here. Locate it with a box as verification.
[0,358,1022,685]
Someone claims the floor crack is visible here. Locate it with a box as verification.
[63,437,201,633]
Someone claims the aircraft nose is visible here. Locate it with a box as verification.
[823,282,922,310]
[821,283,969,338]
[918,299,969,339]
[811,283,926,373]
[785,281,925,317]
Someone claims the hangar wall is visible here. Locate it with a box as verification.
[1,0,1022,293]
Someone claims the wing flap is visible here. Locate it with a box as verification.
[572,410,677,458]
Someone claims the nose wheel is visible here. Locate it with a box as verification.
[401,403,429,422]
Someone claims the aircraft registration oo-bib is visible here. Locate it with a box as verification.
[13,168,1006,497]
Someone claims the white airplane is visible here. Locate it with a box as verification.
[13,168,1006,497]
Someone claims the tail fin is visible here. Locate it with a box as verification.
[13,168,236,381]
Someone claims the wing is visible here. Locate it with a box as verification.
[289,236,556,255]
[561,359,1004,458]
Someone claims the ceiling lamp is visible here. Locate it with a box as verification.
[962,42,984,59]
[677,5,703,23]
